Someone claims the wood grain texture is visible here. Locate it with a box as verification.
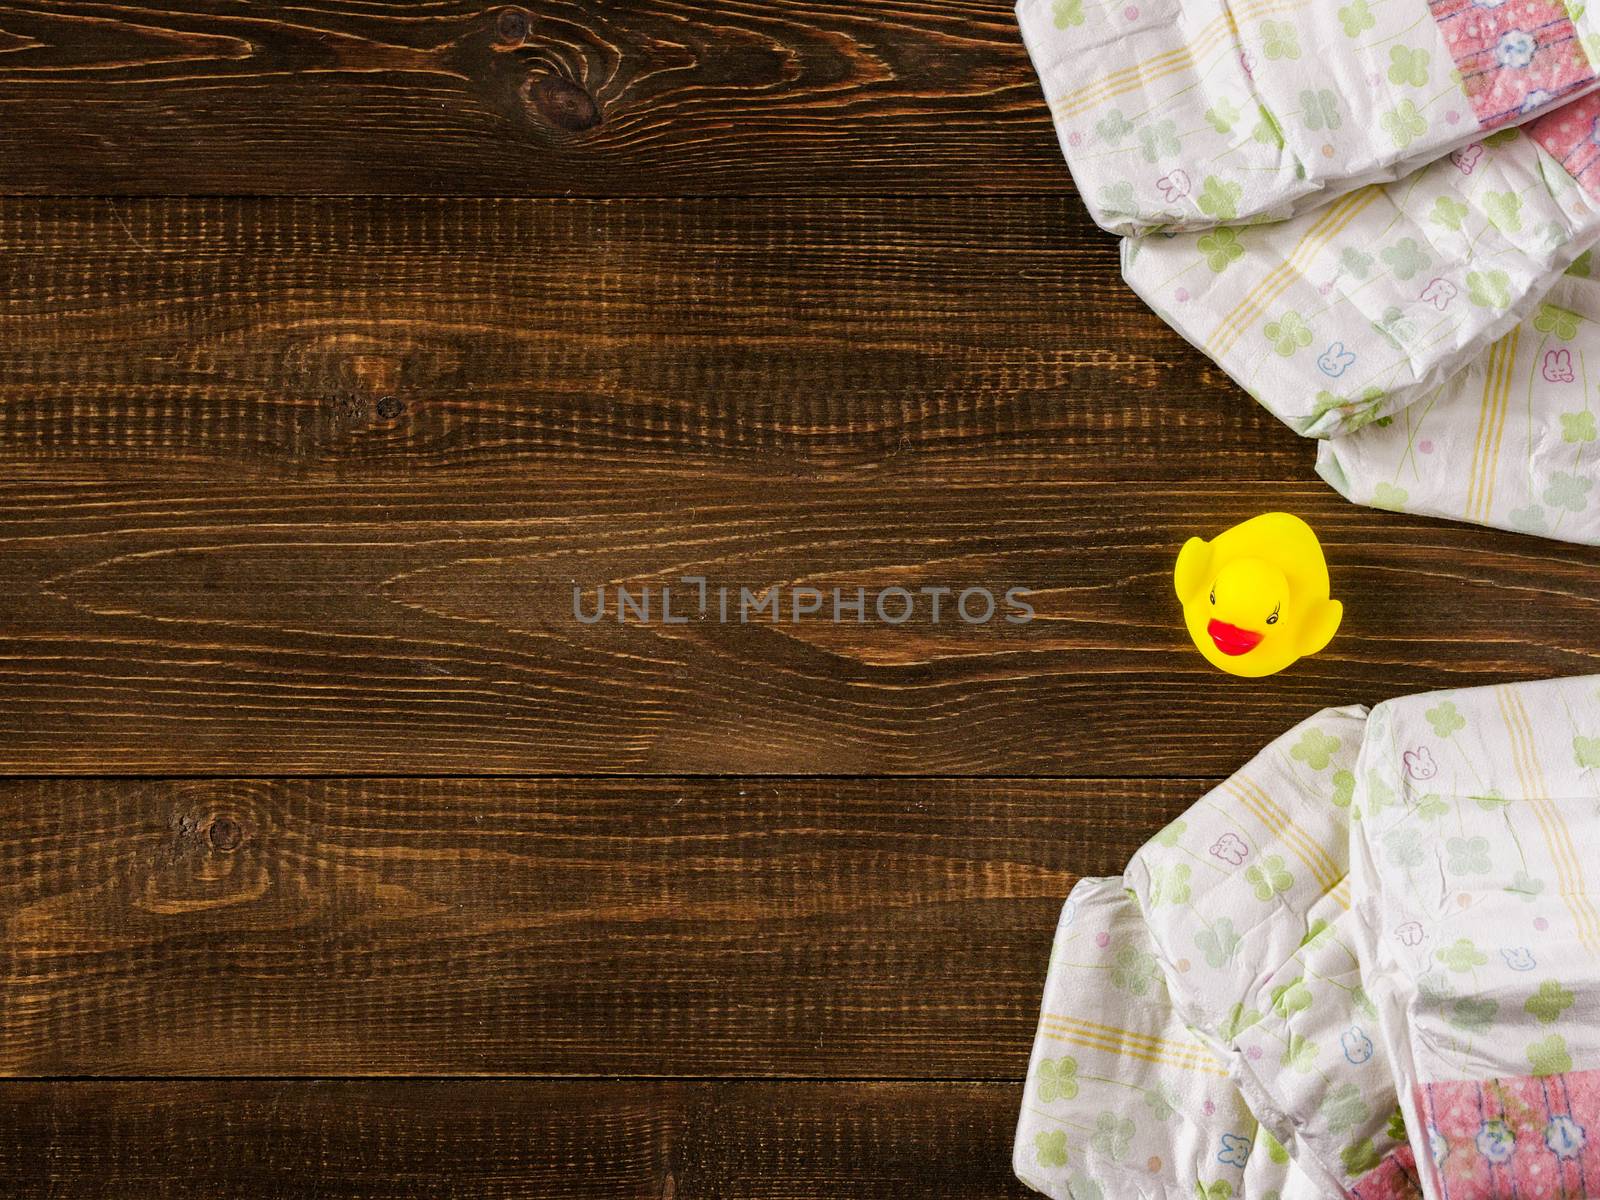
[0,197,1298,481]
[5,199,1593,776]
[0,0,1061,196]
[2,476,1597,776]
[0,776,1173,1077]
[0,1080,1032,1198]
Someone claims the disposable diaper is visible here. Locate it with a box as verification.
[1122,102,1600,440]
[1017,676,1600,1200]
[1317,266,1600,545]
[1017,0,1600,235]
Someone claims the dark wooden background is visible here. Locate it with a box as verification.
[2,2,1597,1195]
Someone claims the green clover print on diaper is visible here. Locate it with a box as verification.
[1260,20,1298,59]
[1195,918,1241,968]
[1386,827,1426,870]
[1145,1081,1180,1120]
[1290,727,1341,770]
[1576,734,1600,768]
[1199,229,1244,274]
[1052,0,1084,27]
[1426,700,1466,738]
[1416,794,1449,820]
[1387,46,1430,87]
[1535,303,1582,341]
[1149,862,1192,906]
[1037,1056,1080,1102]
[1282,1034,1318,1073]
[1090,1113,1135,1161]
[1446,996,1498,1034]
[1467,270,1511,310]
[1331,770,1355,808]
[1152,818,1186,848]
[1562,411,1598,443]
[1270,976,1312,1018]
[1341,1138,1383,1177]
[1252,108,1285,151]
[1320,1084,1370,1137]
[1372,483,1410,512]
[1110,945,1160,995]
[1245,855,1293,901]
[1338,0,1374,34]
[1219,1003,1262,1041]
[1484,192,1523,235]
[1432,197,1469,231]
[1139,120,1179,164]
[1300,918,1334,951]
[1380,101,1425,149]
[1446,836,1491,875]
[1544,472,1592,512]
[1528,1033,1573,1076]
[1198,177,1241,222]
[1265,312,1313,357]
[1525,981,1575,1024]
[1035,1129,1069,1169]
[1205,99,1241,135]
[1094,111,1133,146]
[1437,938,1488,972]
[1381,238,1431,281]
[1506,871,1545,901]
[1301,90,1340,132]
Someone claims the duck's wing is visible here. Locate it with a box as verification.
[1271,516,1333,591]
[1298,598,1344,657]
[1173,538,1212,601]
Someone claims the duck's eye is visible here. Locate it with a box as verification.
[1266,608,1280,626]
[1209,591,1216,606]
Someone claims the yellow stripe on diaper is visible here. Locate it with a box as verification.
[1465,336,1510,522]
[1509,690,1600,954]
[1478,323,1520,521]
[1206,187,1384,360]
[1222,776,1343,895]
[1222,780,1337,896]
[1051,14,1234,119]
[1043,1012,1213,1060]
[1502,691,1600,951]
[1038,1016,1229,1075]
[1222,777,1331,888]
[1466,328,1520,523]
[1497,687,1600,954]
[1235,773,1344,888]
[1039,1025,1228,1076]
[1049,0,1308,119]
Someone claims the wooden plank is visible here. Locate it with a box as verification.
[8,198,1588,777]
[0,1080,1032,1198]
[1,476,1597,776]
[0,197,1299,480]
[0,1,1064,196]
[0,776,1169,1077]
[2,200,1595,775]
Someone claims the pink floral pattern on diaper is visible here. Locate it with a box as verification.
[1353,1144,1424,1200]
[1529,91,1600,200]
[1428,0,1595,127]
[1416,1069,1600,1200]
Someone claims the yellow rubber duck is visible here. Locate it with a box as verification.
[1174,513,1343,678]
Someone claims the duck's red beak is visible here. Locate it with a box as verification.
[1207,619,1264,656]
